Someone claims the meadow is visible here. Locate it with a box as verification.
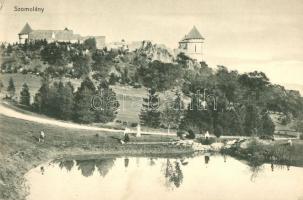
[0,73,146,123]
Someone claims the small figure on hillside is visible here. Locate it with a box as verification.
[287,139,292,146]
[136,124,141,137]
[39,131,45,142]
[40,166,45,175]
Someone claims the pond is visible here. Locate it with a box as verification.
[25,154,303,200]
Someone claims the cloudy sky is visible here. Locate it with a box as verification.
[0,0,302,86]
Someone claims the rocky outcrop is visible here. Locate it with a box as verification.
[134,40,174,63]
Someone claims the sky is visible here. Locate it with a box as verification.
[0,0,303,86]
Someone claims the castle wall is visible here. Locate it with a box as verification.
[178,39,203,62]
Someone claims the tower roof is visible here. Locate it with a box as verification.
[19,23,33,35]
[181,26,204,41]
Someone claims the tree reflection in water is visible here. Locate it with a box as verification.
[249,163,264,182]
[58,158,116,177]
[76,160,96,177]
[59,160,74,172]
[95,159,116,177]
[163,159,184,189]
[149,158,156,166]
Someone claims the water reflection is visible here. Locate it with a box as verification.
[163,159,184,189]
[56,158,116,177]
[124,158,129,168]
[26,155,303,200]
[249,163,264,182]
[59,160,74,171]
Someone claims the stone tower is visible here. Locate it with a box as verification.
[178,26,204,62]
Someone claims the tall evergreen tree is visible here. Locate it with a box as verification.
[161,91,184,130]
[59,82,74,120]
[73,77,96,123]
[32,77,50,113]
[139,88,161,128]
[94,80,120,123]
[20,83,30,106]
[261,112,275,135]
[244,104,262,136]
[7,77,15,98]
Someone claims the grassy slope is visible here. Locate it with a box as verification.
[0,73,146,123]
[0,114,191,200]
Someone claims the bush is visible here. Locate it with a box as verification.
[177,130,187,139]
[214,125,223,138]
[300,133,303,140]
[281,115,291,125]
[198,137,216,145]
[186,130,195,139]
[130,122,138,127]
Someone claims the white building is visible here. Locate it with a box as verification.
[18,23,106,49]
[178,26,204,62]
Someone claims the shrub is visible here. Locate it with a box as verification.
[186,130,195,139]
[300,133,303,140]
[176,130,184,138]
[198,137,216,145]
[214,125,223,138]
[130,122,138,127]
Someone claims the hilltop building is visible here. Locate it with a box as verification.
[18,23,106,49]
[177,26,204,62]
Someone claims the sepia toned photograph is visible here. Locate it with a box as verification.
[0,0,303,199]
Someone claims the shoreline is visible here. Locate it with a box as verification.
[1,108,303,199]
[0,113,193,200]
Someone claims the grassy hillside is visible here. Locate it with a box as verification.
[0,114,188,200]
[0,73,146,123]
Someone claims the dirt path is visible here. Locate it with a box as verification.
[0,103,175,136]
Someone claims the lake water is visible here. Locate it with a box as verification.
[25,154,303,200]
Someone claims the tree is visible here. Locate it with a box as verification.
[41,42,70,66]
[7,77,15,98]
[139,88,161,128]
[239,71,270,100]
[215,109,243,136]
[161,91,184,131]
[180,94,214,134]
[138,60,183,91]
[93,80,120,123]
[73,77,96,123]
[0,80,3,92]
[91,50,115,80]
[244,104,262,136]
[72,53,91,78]
[261,113,275,135]
[109,73,119,85]
[56,81,74,120]
[83,38,97,50]
[20,83,30,106]
[215,66,240,102]
[214,125,224,138]
[32,77,50,113]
